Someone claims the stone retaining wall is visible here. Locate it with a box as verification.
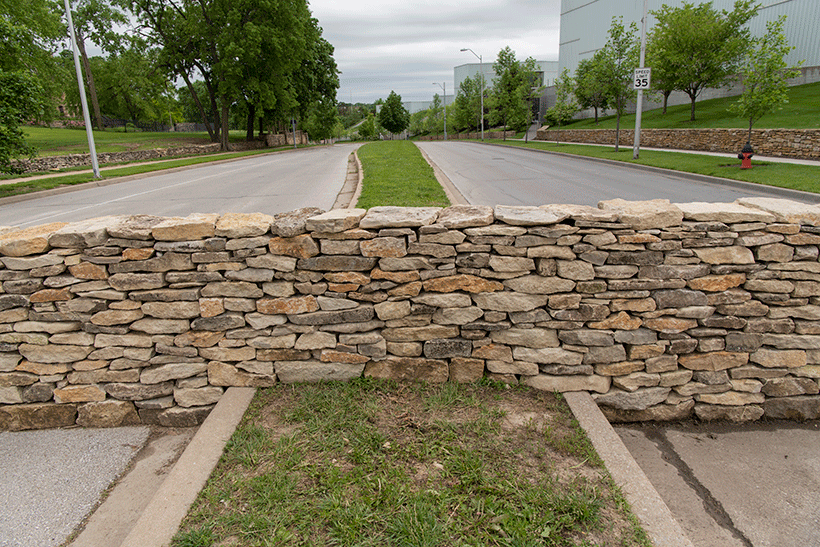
[417,131,516,141]
[9,140,271,174]
[535,128,820,160]
[1,199,819,431]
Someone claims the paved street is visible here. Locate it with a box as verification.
[416,141,820,206]
[0,143,360,227]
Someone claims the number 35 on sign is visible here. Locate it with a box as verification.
[633,68,651,90]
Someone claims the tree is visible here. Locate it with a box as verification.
[490,46,540,139]
[378,90,409,137]
[357,113,377,140]
[0,0,63,171]
[649,0,757,122]
[69,0,129,130]
[453,74,482,132]
[598,17,639,152]
[546,68,578,145]
[574,54,609,124]
[730,15,802,146]
[428,93,443,136]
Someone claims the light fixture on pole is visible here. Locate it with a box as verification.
[432,82,447,140]
[63,0,100,178]
[460,48,484,140]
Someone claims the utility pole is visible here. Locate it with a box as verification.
[461,48,484,140]
[63,0,100,178]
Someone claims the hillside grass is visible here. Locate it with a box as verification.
[487,140,820,195]
[22,126,248,156]
[567,81,820,130]
[356,140,450,208]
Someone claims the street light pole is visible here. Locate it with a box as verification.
[633,0,649,159]
[63,0,100,178]
[460,48,484,140]
[433,82,447,140]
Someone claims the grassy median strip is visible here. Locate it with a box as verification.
[356,140,450,208]
[172,379,650,547]
[488,140,820,195]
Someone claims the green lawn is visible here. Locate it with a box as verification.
[567,81,820,130]
[356,140,450,208]
[22,126,248,156]
[487,140,820,195]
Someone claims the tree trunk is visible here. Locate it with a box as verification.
[594,106,599,124]
[689,94,697,121]
[76,31,103,131]
[615,112,621,152]
[220,100,230,151]
[181,72,215,142]
[246,103,255,141]
[662,92,670,114]
[748,118,753,146]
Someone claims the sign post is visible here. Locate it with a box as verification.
[632,0,650,159]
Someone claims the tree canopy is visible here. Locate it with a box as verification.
[597,17,640,151]
[648,0,757,121]
[490,46,541,137]
[378,91,409,136]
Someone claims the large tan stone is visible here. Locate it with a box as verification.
[268,234,320,258]
[174,386,224,407]
[436,205,494,228]
[151,213,218,241]
[598,199,683,230]
[91,309,144,325]
[382,325,459,342]
[589,312,643,330]
[18,343,92,364]
[490,328,559,348]
[471,292,548,312]
[513,347,583,365]
[208,362,276,387]
[364,357,448,382]
[0,223,67,257]
[687,274,746,292]
[360,237,407,258]
[523,374,610,393]
[257,295,319,315]
[359,207,441,228]
[53,384,106,403]
[215,213,273,238]
[304,209,366,233]
[494,206,568,226]
[422,274,503,293]
[0,403,78,431]
[49,216,120,248]
[679,351,749,372]
[678,202,775,223]
[750,349,806,369]
[277,360,365,383]
[140,362,208,384]
[76,400,140,427]
[541,204,618,222]
[696,391,765,406]
[106,215,166,240]
[735,197,820,226]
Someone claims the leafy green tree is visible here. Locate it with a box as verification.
[357,113,377,140]
[0,0,63,171]
[598,17,639,152]
[490,46,541,139]
[546,68,578,145]
[378,90,409,137]
[428,93,443,136]
[574,54,609,124]
[649,0,757,122]
[303,97,339,142]
[730,15,803,146]
[453,74,482,132]
[69,0,129,130]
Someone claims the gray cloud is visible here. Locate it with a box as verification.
[309,0,561,103]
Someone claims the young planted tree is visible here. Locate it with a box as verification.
[491,46,540,140]
[574,54,608,124]
[547,68,578,145]
[378,90,409,138]
[598,17,639,152]
[649,0,757,122]
[453,75,481,132]
[730,15,803,147]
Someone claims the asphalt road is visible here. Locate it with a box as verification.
[415,141,820,206]
[0,143,361,228]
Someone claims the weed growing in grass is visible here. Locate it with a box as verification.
[174,380,647,546]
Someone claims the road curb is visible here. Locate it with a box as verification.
[478,141,820,204]
[564,392,694,547]
[415,143,469,205]
[119,387,256,547]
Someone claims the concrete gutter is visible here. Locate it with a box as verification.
[564,392,694,547]
[479,141,820,204]
[119,387,256,547]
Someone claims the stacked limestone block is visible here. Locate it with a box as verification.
[0,199,819,431]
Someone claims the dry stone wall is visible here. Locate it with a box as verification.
[534,128,820,160]
[1,199,820,431]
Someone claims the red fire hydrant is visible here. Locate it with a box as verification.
[738,142,754,169]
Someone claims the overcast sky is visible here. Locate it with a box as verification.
[308,0,562,104]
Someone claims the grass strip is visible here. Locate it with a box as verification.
[0,148,294,200]
[356,140,450,208]
[172,379,650,547]
[487,139,820,195]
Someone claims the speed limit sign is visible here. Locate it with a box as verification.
[633,68,651,90]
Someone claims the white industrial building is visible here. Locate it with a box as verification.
[557,0,818,115]
[454,61,559,95]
